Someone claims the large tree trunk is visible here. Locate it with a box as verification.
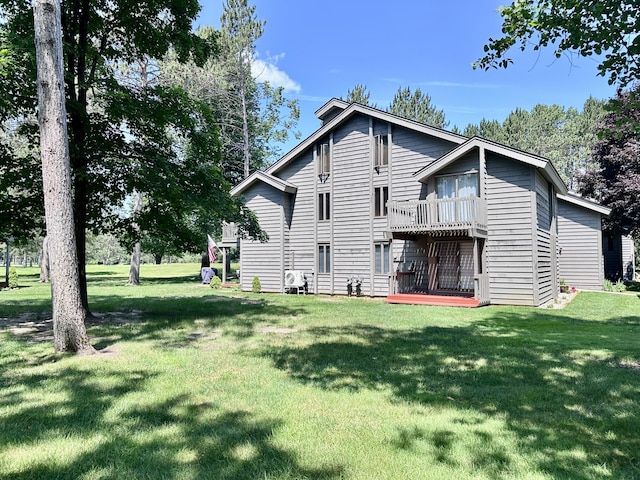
[39,235,50,282]
[34,0,93,354]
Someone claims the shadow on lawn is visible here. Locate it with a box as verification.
[0,363,343,480]
[263,308,640,479]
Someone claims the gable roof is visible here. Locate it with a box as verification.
[414,136,569,195]
[557,193,611,216]
[265,101,468,177]
[230,171,297,197]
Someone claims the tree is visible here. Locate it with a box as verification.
[1,1,248,313]
[387,87,449,129]
[33,0,93,353]
[474,1,640,89]
[342,84,375,107]
[579,86,640,237]
[463,98,605,189]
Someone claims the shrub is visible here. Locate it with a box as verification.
[603,279,627,292]
[8,267,18,289]
[209,276,222,289]
[252,276,261,293]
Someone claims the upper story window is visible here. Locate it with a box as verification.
[317,142,330,181]
[318,192,330,221]
[374,134,389,167]
[374,186,388,217]
[437,172,478,199]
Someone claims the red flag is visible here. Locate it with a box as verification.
[207,234,217,264]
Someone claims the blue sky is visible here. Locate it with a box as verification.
[195,0,618,153]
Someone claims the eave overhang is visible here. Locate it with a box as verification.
[230,171,297,197]
[413,137,569,195]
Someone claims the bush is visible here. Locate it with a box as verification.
[8,267,18,289]
[603,279,627,292]
[209,276,222,289]
[252,276,261,293]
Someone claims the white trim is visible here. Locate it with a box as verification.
[557,193,611,216]
[231,171,297,196]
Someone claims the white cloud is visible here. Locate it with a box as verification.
[251,53,301,94]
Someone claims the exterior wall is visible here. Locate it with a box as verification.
[558,199,604,290]
[330,114,372,295]
[485,154,537,305]
[277,148,317,291]
[534,172,555,305]
[239,183,285,293]
[622,235,636,281]
[389,127,457,294]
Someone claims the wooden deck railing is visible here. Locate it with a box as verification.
[389,197,487,234]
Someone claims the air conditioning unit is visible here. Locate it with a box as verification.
[284,270,306,288]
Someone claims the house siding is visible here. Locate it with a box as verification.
[239,184,285,293]
[622,235,636,281]
[558,199,603,290]
[277,148,317,291]
[485,154,536,305]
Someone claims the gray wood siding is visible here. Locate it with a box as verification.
[240,184,284,293]
[277,148,318,292]
[390,127,452,201]
[558,199,603,290]
[331,115,372,295]
[440,151,479,176]
[485,154,536,305]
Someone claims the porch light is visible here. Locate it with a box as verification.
[318,172,330,183]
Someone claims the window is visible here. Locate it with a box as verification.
[437,173,478,222]
[374,134,388,167]
[318,192,330,221]
[374,186,388,217]
[375,243,390,274]
[318,244,331,273]
[317,143,330,175]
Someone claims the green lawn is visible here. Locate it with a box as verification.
[1,264,639,479]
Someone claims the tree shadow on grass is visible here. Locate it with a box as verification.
[263,309,640,479]
[0,365,344,480]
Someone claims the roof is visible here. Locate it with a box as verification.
[557,193,611,216]
[414,137,569,195]
[265,101,467,177]
[314,98,349,121]
[230,171,297,197]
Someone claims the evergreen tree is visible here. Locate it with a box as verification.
[387,86,449,129]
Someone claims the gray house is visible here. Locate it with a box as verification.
[231,99,610,306]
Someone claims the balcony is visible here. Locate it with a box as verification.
[389,197,487,237]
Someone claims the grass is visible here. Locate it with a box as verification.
[1,263,639,479]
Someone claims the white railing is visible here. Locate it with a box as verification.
[389,197,487,233]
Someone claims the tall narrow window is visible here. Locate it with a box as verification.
[317,142,330,178]
[318,192,330,221]
[375,243,390,274]
[375,186,388,217]
[374,134,389,167]
[318,244,331,273]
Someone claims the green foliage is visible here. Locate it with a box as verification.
[342,84,375,107]
[7,266,17,288]
[387,86,449,129]
[579,85,640,238]
[1,266,639,479]
[464,98,606,189]
[603,279,626,293]
[251,275,261,293]
[474,1,640,89]
[209,275,222,289]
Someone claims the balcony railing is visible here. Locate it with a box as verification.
[389,197,487,234]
